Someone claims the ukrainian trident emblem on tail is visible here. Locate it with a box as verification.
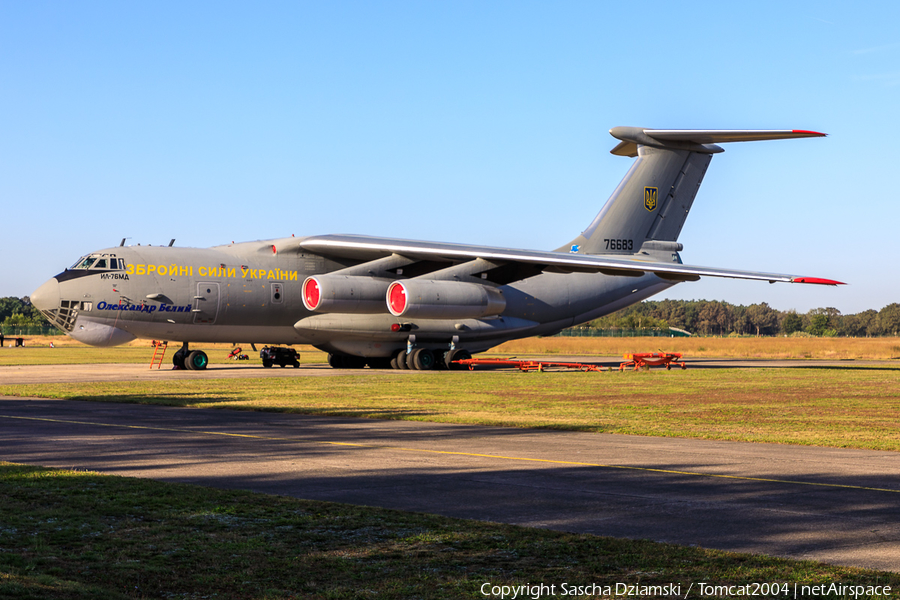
[644,186,658,212]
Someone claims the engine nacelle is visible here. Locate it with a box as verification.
[302,275,391,314]
[386,279,506,319]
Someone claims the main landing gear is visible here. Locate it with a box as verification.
[327,353,367,369]
[389,347,471,370]
[325,336,472,371]
[172,342,209,370]
[325,353,391,369]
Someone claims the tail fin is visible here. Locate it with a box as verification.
[562,127,826,255]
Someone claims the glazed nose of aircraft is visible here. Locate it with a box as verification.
[31,278,60,314]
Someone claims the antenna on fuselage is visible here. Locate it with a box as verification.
[120,239,126,247]
[168,239,175,247]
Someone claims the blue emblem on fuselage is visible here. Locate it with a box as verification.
[570,245,580,253]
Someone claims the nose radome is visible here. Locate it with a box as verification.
[31,278,60,313]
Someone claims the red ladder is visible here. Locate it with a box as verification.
[150,341,168,369]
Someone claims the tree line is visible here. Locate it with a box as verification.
[3,294,900,337]
[0,297,45,327]
[586,299,900,337]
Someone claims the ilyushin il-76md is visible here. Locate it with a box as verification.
[32,127,844,371]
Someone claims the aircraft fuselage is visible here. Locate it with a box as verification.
[32,238,673,357]
[31,127,840,370]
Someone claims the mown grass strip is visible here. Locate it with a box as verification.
[1,463,896,600]
[0,344,326,366]
[5,335,900,365]
[2,368,899,450]
[496,336,900,360]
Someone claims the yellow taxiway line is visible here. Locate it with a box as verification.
[3,413,898,495]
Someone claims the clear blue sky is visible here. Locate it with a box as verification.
[2,1,897,314]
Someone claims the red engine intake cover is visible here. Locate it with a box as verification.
[388,282,407,315]
[303,277,321,310]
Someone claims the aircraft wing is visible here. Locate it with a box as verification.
[295,234,844,286]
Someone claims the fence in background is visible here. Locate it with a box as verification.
[0,325,62,336]
[555,327,690,338]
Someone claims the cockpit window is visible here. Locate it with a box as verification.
[73,257,97,269]
[70,256,125,270]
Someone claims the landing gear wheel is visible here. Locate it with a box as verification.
[395,351,409,370]
[172,348,187,370]
[367,357,393,370]
[347,356,366,369]
[328,353,367,369]
[186,350,208,370]
[446,348,471,370]
[409,348,435,370]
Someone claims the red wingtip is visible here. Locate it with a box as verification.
[792,277,845,286]
[792,129,828,137]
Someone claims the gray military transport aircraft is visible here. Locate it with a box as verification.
[32,127,843,371]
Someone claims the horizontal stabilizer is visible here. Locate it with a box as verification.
[610,127,827,157]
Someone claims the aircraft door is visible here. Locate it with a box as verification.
[193,282,220,324]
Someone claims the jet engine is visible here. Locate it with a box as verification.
[386,280,505,319]
[302,275,391,314]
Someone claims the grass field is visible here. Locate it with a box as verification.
[494,336,900,360]
[2,462,897,600]
[3,367,900,450]
[2,339,900,596]
[0,338,326,366]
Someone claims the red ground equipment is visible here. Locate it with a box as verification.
[454,357,604,372]
[150,340,168,370]
[619,352,685,371]
[228,347,249,361]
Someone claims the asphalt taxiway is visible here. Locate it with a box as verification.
[1,361,899,573]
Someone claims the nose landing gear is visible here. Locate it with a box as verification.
[172,342,209,370]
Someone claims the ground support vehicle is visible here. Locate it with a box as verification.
[454,357,604,372]
[260,346,301,368]
[619,352,685,371]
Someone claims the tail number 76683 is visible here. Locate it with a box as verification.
[604,239,634,251]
